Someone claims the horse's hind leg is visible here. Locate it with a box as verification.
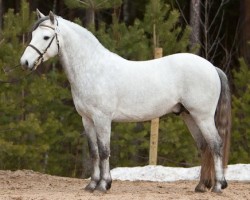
[197,146,215,192]
[82,116,100,192]
[194,116,226,193]
[181,112,214,192]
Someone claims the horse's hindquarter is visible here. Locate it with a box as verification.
[170,54,221,116]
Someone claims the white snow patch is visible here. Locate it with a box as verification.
[111,164,250,182]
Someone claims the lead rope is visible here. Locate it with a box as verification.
[0,64,33,84]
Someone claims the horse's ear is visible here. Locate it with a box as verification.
[36,9,45,19]
[49,11,55,25]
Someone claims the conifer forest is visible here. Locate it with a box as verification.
[0,0,249,178]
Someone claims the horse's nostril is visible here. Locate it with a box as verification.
[25,60,29,67]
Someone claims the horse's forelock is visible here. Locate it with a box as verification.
[31,16,50,32]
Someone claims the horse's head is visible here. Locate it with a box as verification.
[20,9,59,70]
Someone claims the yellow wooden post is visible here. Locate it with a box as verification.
[154,47,163,59]
[149,47,162,165]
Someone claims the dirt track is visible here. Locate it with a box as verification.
[0,170,249,200]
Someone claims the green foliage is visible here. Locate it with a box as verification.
[158,115,199,167]
[0,0,36,170]
[231,58,250,163]
[64,0,122,10]
[0,0,85,177]
[143,0,191,54]
[93,16,151,60]
[93,0,191,60]
[111,122,150,167]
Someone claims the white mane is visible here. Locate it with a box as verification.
[56,17,117,85]
[58,17,109,55]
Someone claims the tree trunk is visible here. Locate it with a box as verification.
[85,8,95,28]
[240,0,250,65]
[190,0,201,53]
[52,0,57,13]
[0,0,3,31]
[123,0,129,24]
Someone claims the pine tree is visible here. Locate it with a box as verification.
[0,0,85,177]
[231,58,250,163]
[64,0,122,27]
[0,0,36,170]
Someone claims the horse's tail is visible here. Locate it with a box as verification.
[215,67,231,168]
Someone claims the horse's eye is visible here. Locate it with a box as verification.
[44,36,50,40]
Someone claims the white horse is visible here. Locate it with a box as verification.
[20,10,231,193]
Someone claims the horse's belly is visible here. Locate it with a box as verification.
[112,100,178,122]
[112,112,164,122]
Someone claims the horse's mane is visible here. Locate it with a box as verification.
[60,18,104,48]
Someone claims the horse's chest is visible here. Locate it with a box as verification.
[70,82,114,118]
[71,86,94,115]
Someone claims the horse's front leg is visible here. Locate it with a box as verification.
[94,115,112,192]
[82,116,100,192]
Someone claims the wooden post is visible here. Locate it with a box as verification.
[154,48,163,59]
[149,47,163,165]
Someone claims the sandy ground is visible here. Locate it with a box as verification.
[0,170,249,200]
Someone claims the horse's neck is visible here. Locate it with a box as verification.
[58,18,109,83]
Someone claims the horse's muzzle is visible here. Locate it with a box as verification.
[20,57,35,71]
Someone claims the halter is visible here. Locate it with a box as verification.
[28,22,60,70]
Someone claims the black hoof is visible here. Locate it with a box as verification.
[106,179,112,190]
[221,179,228,189]
[95,179,112,192]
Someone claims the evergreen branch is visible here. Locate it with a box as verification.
[174,0,188,25]
[96,0,110,9]
[78,0,91,8]
[0,38,4,46]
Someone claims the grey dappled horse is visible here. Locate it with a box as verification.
[20,10,231,193]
